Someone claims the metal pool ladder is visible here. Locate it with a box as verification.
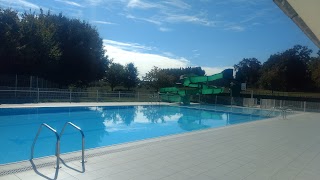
[31,122,85,168]
[31,123,60,168]
[60,122,86,163]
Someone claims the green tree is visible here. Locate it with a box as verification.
[260,45,312,91]
[0,8,21,74]
[105,62,125,91]
[143,66,176,91]
[308,50,320,89]
[18,9,61,78]
[53,14,108,86]
[234,58,261,88]
[123,63,139,91]
[0,8,108,87]
[143,66,206,90]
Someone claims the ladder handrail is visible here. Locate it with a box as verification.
[31,123,60,168]
[60,122,85,163]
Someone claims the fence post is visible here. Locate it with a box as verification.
[304,101,306,112]
[138,92,140,102]
[69,89,72,103]
[37,88,39,103]
[215,95,217,105]
[96,90,99,102]
[15,74,17,97]
[118,91,121,101]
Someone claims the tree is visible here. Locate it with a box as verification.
[18,9,61,78]
[53,14,108,86]
[105,62,125,91]
[308,50,320,89]
[142,66,176,91]
[260,45,312,91]
[234,58,261,88]
[0,8,108,87]
[123,63,139,91]
[0,8,21,74]
[142,66,207,91]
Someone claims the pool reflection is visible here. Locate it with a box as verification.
[0,105,266,164]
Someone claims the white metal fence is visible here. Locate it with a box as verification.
[1,88,320,112]
[0,88,160,103]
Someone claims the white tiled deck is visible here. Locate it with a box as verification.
[1,103,320,180]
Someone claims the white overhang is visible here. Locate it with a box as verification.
[274,0,320,48]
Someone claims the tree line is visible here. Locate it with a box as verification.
[3,8,319,93]
[234,45,320,92]
[0,8,142,90]
[0,8,108,86]
[0,8,208,91]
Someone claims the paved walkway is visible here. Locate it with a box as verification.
[1,106,320,179]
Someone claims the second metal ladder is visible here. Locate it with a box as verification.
[31,122,85,168]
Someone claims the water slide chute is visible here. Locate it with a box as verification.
[159,69,233,105]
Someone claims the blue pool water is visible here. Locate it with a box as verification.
[0,105,268,164]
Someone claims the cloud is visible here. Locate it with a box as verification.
[103,39,229,78]
[92,20,117,25]
[159,27,172,32]
[162,0,191,9]
[127,0,161,9]
[126,14,162,26]
[225,25,245,32]
[123,1,216,28]
[202,67,233,76]
[85,0,104,6]
[103,39,153,52]
[163,13,215,27]
[0,0,39,9]
[54,0,83,7]
[103,39,189,77]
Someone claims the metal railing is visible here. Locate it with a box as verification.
[0,89,159,103]
[2,88,320,112]
[60,122,86,164]
[31,123,60,169]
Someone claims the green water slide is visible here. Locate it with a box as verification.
[159,69,233,104]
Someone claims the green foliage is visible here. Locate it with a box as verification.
[0,8,108,87]
[260,45,312,91]
[105,62,125,91]
[142,66,206,91]
[0,8,21,73]
[308,52,320,89]
[234,58,261,88]
[143,66,174,91]
[123,63,139,90]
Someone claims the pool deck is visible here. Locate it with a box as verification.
[1,103,320,179]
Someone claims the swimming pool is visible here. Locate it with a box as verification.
[0,105,269,164]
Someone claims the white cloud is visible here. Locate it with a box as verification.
[103,39,229,78]
[0,0,39,9]
[103,39,153,52]
[163,0,191,9]
[159,27,172,32]
[127,0,161,9]
[126,14,162,26]
[225,25,245,32]
[104,41,190,78]
[202,67,233,76]
[85,0,103,6]
[92,20,117,25]
[54,0,83,7]
[163,13,216,27]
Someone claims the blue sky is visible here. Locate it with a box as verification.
[0,0,318,77]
